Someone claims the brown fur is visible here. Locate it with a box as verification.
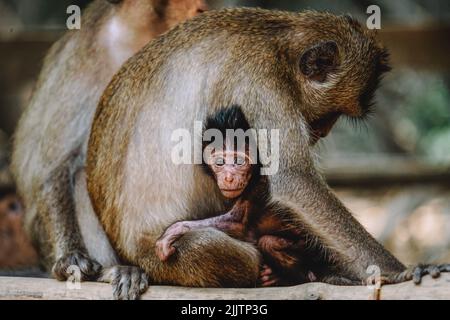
[11,0,206,286]
[86,8,407,288]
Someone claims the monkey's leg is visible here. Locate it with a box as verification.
[143,228,261,287]
[270,173,406,281]
[39,160,101,281]
[156,207,248,261]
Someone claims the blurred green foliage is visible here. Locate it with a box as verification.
[394,73,450,162]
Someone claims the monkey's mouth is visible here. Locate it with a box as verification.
[221,189,244,199]
[309,112,341,144]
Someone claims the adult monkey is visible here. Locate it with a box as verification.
[87,8,450,290]
[11,0,207,298]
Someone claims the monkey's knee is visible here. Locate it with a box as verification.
[149,228,261,287]
[178,228,261,287]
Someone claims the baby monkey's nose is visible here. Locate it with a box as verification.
[225,174,234,183]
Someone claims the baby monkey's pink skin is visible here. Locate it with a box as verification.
[208,149,253,199]
[156,149,253,262]
[156,149,312,286]
[155,199,250,261]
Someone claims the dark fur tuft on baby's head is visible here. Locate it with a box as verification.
[202,105,261,187]
[201,106,260,176]
[202,105,253,155]
[204,105,251,134]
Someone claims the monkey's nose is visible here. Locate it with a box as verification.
[225,175,234,183]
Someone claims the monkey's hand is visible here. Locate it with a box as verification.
[258,236,298,270]
[259,264,281,287]
[52,250,102,281]
[98,265,148,300]
[156,221,191,261]
[375,263,450,285]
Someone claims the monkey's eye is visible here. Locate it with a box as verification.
[235,156,246,166]
[215,157,225,166]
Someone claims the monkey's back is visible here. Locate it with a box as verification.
[86,7,387,261]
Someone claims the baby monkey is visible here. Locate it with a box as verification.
[156,106,316,286]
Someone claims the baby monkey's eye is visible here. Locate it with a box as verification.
[215,157,225,166]
[235,156,246,166]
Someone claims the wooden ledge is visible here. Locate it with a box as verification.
[0,274,449,300]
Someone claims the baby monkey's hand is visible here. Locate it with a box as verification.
[155,221,191,261]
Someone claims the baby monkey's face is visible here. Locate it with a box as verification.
[209,150,252,199]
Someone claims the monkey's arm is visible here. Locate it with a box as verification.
[155,200,251,261]
[270,191,450,286]
[40,160,101,280]
[269,166,408,282]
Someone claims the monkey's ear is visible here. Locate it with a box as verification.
[299,41,339,82]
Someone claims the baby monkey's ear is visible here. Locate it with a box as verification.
[300,41,340,82]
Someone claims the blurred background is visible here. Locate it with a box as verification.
[0,0,449,274]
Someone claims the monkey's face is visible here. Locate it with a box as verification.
[0,193,24,234]
[209,150,252,199]
[308,111,341,145]
[288,15,390,145]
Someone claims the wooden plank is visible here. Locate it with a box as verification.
[0,274,449,300]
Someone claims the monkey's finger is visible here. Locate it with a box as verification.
[164,246,177,260]
[260,267,272,277]
[155,243,166,261]
[158,245,176,262]
[260,271,272,277]
[91,260,102,276]
[155,241,175,261]
[112,276,122,300]
[114,275,127,300]
[140,273,149,294]
[51,260,67,281]
[128,269,142,300]
[413,266,425,285]
[260,275,271,283]
[398,269,413,282]
[426,265,440,278]
[262,279,277,287]
[119,272,131,300]
[81,258,102,280]
[109,268,120,286]
[438,264,450,272]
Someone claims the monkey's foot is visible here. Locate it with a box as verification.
[259,264,280,287]
[99,265,149,300]
[156,222,191,261]
[52,250,101,281]
[380,263,450,285]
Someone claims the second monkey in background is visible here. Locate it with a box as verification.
[12,0,207,299]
